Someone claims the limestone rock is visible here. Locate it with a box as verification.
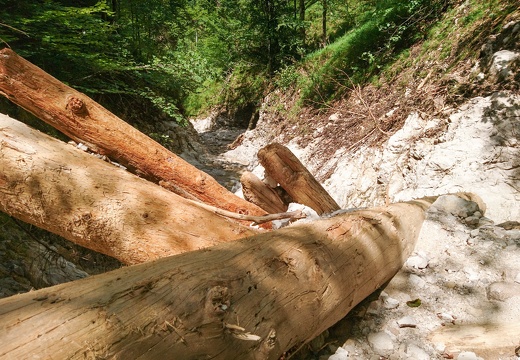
[367,331,394,354]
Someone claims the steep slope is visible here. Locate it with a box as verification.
[218,4,520,359]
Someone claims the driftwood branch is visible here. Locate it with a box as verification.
[194,199,306,225]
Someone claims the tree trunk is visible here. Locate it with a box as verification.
[322,0,327,47]
[0,48,266,218]
[0,197,436,359]
[0,114,258,265]
[299,0,306,46]
[258,143,340,215]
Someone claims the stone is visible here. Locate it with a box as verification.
[464,216,480,226]
[487,281,520,301]
[381,292,400,309]
[328,346,349,360]
[457,351,483,360]
[406,344,430,360]
[490,50,520,78]
[406,254,429,269]
[431,195,480,218]
[367,331,394,354]
[397,316,418,328]
[328,113,341,122]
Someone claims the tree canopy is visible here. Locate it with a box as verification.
[0,0,459,124]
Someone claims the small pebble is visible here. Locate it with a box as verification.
[382,296,400,309]
[328,346,348,360]
[437,312,456,324]
[407,255,429,269]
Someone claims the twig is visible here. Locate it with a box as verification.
[188,199,306,225]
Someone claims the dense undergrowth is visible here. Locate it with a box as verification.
[257,0,519,133]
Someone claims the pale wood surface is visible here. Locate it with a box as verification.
[0,197,433,359]
[241,171,288,213]
[258,143,340,215]
[0,48,266,218]
[0,114,258,265]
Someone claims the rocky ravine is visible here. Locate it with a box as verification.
[194,26,520,359]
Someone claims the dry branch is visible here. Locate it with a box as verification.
[0,196,436,359]
[0,48,266,219]
[0,114,258,265]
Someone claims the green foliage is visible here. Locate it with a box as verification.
[3,0,514,127]
[296,0,450,105]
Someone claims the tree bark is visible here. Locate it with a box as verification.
[258,143,340,215]
[241,171,288,214]
[0,114,257,265]
[0,196,436,359]
[0,48,266,218]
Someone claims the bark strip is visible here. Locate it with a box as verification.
[0,48,266,218]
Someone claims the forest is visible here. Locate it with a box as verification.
[0,0,519,359]
[1,0,449,126]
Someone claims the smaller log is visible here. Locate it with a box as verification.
[241,171,288,214]
[258,143,340,215]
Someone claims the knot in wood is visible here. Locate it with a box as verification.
[67,97,86,115]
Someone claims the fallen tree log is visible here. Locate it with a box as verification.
[0,113,259,265]
[0,195,436,359]
[241,171,288,214]
[258,143,340,215]
[0,48,266,218]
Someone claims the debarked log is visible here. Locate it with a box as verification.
[0,113,258,265]
[241,171,288,214]
[0,48,266,218]
[258,143,340,215]
[0,196,436,359]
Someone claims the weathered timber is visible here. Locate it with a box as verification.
[0,195,437,359]
[258,143,340,215]
[241,171,288,214]
[0,114,258,265]
[0,48,266,218]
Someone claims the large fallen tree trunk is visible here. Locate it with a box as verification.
[0,48,266,218]
[0,114,258,265]
[0,196,437,359]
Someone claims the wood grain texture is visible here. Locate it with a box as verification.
[0,114,257,265]
[0,197,434,359]
[0,48,266,218]
[258,143,340,215]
